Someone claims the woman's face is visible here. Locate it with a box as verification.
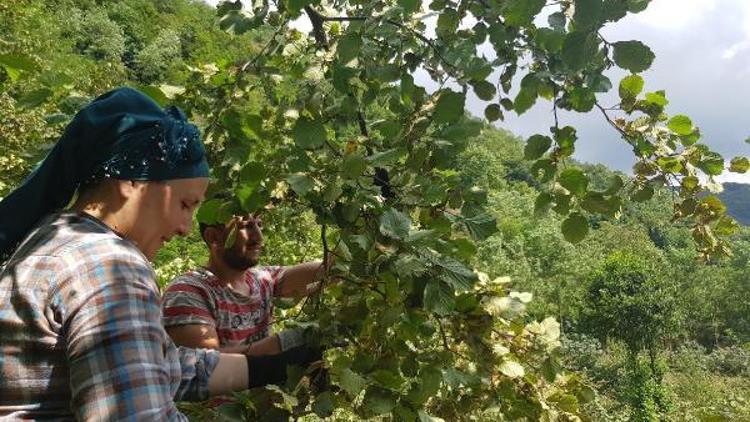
[125,178,208,260]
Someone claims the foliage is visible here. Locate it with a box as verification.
[73,9,127,62]
[580,251,677,355]
[134,29,183,83]
[4,0,750,420]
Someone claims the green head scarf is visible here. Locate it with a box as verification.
[0,87,210,259]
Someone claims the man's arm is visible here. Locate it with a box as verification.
[166,324,282,355]
[275,260,329,298]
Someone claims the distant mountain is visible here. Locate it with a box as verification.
[719,183,750,225]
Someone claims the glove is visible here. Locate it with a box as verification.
[277,326,317,351]
[246,345,322,388]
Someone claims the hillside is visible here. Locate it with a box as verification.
[720,182,750,225]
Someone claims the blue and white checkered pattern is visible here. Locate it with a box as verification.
[0,212,219,420]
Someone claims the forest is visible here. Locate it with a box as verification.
[1,0,749,420]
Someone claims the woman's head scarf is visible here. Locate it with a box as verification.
[0,87,210,259]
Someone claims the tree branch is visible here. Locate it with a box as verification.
[304,6,329,49]
[307,10,458,73]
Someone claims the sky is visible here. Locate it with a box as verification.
[204,0,750,182]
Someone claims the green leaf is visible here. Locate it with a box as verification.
[627,0,651,13]
[236,185,266,213]
[363,386,398,415]
[337,34,362,64]
[239,162,266,185]
[581,192,621,216]
[287,173,314,195]
[436,256,478,291]
[562,32,598,71]
[436,9,460,38]
[217,402,245,420]
[631,184,654,202]
[312,391,335,418]
[535,192,554,216]
[45,113,70,125]
[549,12,566,30]
[323,181,343,202]
[371,369,405,390]
[433,90,465,124]
[619,74,644,99]
[550,393,580,413]
[554,126,578,157]
[2,66,21,81]
[559,168,589,197]
[342,154,368,179]
[224,221,239,249]
[612,40,655,73]
[18,88,53,109]
[729,157,750,173]
[698,152,725,176]
[568,86,596,112]
[461,213,497,241]
[657,156,685,174]
[0,53,39,72]
[472,80,496,101]
[645,91,668,107]
[577,385,596,403]
[379,208,412,240]
[503,0,545,27]
[293,117,327,149]
[542,358,561,382]
[605,175,625,195]
[484,104,503,122]
[499,360,525,378]
[335,367,367,396]
[561,213,589,243]
[589,74,612,92]
[219,9,264,35]
[514,74,538,114]
[395,254,430,278]
[398,0,420,13]
[715,215,739,237]
[368,148,405,166]
[667,115,693,136]
[135,85,169,107]
[196,199,233,225]
[524,135,552,160]
[574,0,603,31]
[406,367,442,404]
[285,0,313,14]
[531,159,557,183]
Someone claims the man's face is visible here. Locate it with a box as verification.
[126,178,208,260]
[220,214,264,270]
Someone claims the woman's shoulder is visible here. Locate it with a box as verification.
[50,212,149,265]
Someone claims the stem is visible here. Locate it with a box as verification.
[436,317,469,360]
[595,102,632,142]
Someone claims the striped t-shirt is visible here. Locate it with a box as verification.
[162,266,285,347]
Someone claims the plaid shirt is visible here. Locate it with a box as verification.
[0,212,220,420]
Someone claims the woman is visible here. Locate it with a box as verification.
[0,88,250,420]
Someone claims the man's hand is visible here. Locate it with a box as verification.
[245,345,323,388]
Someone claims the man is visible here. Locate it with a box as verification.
[162,213,327,358]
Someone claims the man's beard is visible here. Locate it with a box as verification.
[222,245,259,271]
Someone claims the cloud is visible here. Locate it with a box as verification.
[721,1,750,59]
[632,0,718,31]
